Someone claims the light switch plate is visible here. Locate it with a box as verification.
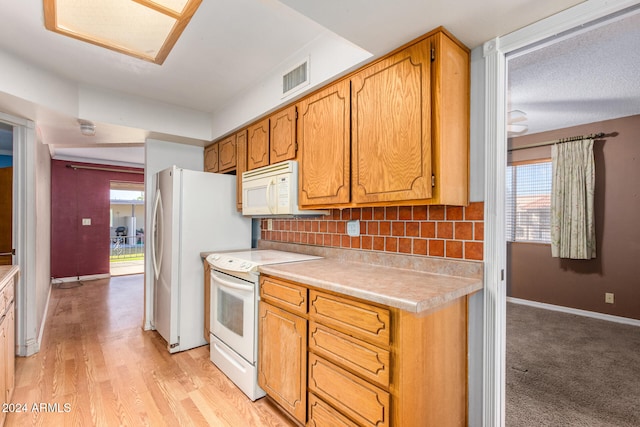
[82,218,91,226]
[347,220,360,237]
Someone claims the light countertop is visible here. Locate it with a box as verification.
[259,258,482,314]
[0,265,19,290]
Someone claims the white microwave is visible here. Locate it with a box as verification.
[241,160,328,217]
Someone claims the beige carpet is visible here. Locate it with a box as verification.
[506,302,640,427]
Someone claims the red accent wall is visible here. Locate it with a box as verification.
[261,202,484,261]
[51,160,144,278]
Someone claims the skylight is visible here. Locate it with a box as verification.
[43,0,202,65]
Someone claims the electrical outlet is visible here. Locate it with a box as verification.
[605,292,614,304]
[267,218,273,231]
[346,220,360,237]
[82,218,91,226]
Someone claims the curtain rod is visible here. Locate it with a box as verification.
[508,132,616,152]
[66,164,144,174]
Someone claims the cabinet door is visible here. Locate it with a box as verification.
[218,135,237,172]
[247,118,270,170]
[258,301,307,424]
[204,143,219,173]
[351,38,432,204]
[298,80,351,207]
[270,105,297,164]
[235,129,248,211]
[5,304,14,403]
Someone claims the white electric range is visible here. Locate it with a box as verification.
[205,249,321,400]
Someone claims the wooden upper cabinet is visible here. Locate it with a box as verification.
[247,118,270,170]
[270,105,297,164]
[351,38,433,205]
[204,142,219,173]
[297,80,351,207]
[218,135,237,173]
[235,129,248,211]
[429,31,470,206]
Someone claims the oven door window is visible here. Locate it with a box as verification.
[217,288,244,336]
[210,270,256,363]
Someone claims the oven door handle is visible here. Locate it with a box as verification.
[212,273,255,293]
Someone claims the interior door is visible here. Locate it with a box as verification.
[0,167,12,265]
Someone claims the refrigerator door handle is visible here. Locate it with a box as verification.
[152,188,164,280]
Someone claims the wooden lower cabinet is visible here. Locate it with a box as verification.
[258,275,468,426]
[258,301,307,424]
[0,278,15,427]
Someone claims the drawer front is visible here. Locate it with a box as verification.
[260,276,307,315]
[309,321,390,388]
[309,290,390,347]
[308,393,359,427]
[308,353,390,427]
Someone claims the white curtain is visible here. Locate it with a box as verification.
[550,139,596,259]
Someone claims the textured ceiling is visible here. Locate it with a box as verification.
[508,10,640,135]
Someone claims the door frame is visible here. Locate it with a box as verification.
[0,111,38,356]
[481,1,640,425]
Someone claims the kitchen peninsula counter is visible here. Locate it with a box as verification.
[257,241,483,315]
[259,258,481,315]
[0,265,19,290]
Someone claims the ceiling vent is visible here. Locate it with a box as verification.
[282,58,309,98]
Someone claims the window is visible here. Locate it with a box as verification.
[506,160,552,243]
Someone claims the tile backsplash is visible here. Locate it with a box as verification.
[260,202,484,261]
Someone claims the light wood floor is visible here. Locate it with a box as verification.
[7,274,295,427]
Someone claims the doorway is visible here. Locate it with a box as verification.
[480,2,640,425]
[0,122,12,266]
[109,181,145,276]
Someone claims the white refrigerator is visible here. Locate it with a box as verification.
[151,166,251,353]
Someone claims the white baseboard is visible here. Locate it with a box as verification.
[51,273,110,284]
[507,297,640,327]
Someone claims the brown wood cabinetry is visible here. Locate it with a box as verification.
[213,27,468,209]
[247,118,270,170]
[235,129,248,211]
[204,142,219,173]
[351,38,432,205]
[0,271,15,426]
[299,28,469,208]
[247,107,298,171]
[218,135,237,173]
[258,277,307,424]
[259,273,468,426]
[270,105,297,164]
[297,80,351,207]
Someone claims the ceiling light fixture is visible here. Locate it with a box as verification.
[43,0,202,65]
[507,110,529,136]
[79,120,96,136]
